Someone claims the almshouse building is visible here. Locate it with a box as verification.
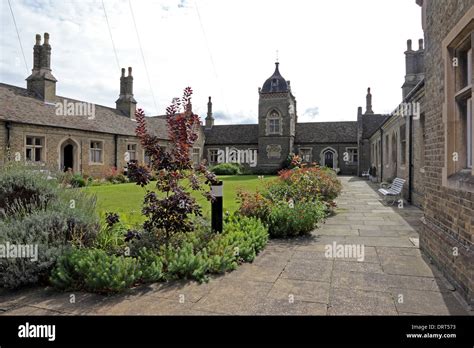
[0,0,472,306]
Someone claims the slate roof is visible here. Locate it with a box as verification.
[261,62,289,93]
[203,124,258,145]
[0,83,169,139]
[362,114,391,138]
[295,122,357,143]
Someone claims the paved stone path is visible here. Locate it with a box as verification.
[0,177,470,315]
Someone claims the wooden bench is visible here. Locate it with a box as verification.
[378,178,405,205]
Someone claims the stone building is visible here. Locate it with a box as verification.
[415,0,473,307]
[203,63,387,175]
[369,38,426,208]
[0,33,194,176]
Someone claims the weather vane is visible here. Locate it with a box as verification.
[276,49,279,63]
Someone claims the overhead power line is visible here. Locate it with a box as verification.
[128,0,159,115]
[7,0,29,76]
[101,0,121,71]
[194,0,229,116]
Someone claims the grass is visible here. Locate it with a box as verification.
[84,175,275,226]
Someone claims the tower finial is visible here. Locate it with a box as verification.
[365,87,374,114]
[276,49,279,63]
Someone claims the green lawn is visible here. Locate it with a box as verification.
[84,175,275,226]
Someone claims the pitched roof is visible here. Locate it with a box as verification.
[0,83,169,139]
[362,114,391,138]
[295,122,357,143]
[203,124,258,145]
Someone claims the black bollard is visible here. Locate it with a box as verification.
[211,181,223,233]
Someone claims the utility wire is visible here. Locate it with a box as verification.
[7,0,28,76]
[194,0,229,116]
[128,0,159,115]
[101,0,121,71]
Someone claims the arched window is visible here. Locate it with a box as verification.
[267,110,281,135]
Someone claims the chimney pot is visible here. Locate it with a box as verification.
[407,39,412,51]
[35,34,41,45]
[128,67,132,76]
[418,38,424,50]
[44,33,49,45]
[121,68,125,77]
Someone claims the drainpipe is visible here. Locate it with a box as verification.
[5,121,12,161]
[408,114,414,203]
[114,134,119,168]
[380,128,384,182]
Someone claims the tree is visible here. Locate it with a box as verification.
[127,87,218,244]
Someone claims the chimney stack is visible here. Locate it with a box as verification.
[205,96,214,129]
[26,33,57,103]
[116,67,137,119]
[365,87,374,115]
[402,38,424,99]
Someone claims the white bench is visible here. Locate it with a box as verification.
[361,168,370,179]
[378,178,405,205]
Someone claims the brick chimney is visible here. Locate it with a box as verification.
[205,96,214,129]
[26,33,57,103]
[402,39,424,99]
[116,67,137,119]
[365,87,374,115]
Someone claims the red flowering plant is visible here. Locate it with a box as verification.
[127,87,218,244]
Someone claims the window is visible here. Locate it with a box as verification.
[267,111,281,135]
[346,148,358,164]
[192,148,200,165]
[127,143,137,161]
[25,136,44,162]
[299,148,312,162]
[89,141,103,164]
[209,149,219,164]
[400,125,407,165]
[442,10,474,190]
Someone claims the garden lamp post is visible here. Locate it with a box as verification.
[211,181,223,233]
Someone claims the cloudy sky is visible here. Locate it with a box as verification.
[1,0,423,124]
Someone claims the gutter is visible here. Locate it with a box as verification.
[5,121,12,161]
[380,128,384,181]
[114,134,118,168]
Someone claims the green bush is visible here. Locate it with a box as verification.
[0,165,57,216]
[266,200,326,238]
[70,174,86,188]
[0,165,99,289]
[137,247,164,283]
[50,248,141,293]
[161,242,209,281]
[210,163,242,175]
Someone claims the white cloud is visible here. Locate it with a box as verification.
[0,0,423,123]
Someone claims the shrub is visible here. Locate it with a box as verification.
[0,165,57,216]
[160,242,209,281]
[70,173,86,187]
[269,166,342,204]
[137,247,163,283]
[266,200,326,238]
[236,189,271,222]
[50,248,141,293]
[0,165,99,289]
[210,163,242,175]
